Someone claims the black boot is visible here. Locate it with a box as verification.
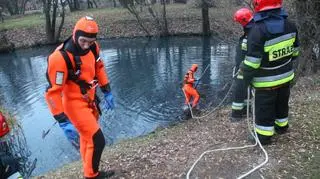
[86,170,115,179]
[97,170,115,178]
[257,133,272,145]
[230,109,245,122]
[275,125,289,135]
[247,132,272,145]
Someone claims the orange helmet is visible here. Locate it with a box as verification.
[253,0,282,12]
[190,64,198,72]
[233,8,253,27]
[73,16,99,40]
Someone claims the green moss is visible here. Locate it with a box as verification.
[0,14,43,30]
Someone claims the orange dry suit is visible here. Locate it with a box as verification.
[182,64,200,108]
[45,17,110,179]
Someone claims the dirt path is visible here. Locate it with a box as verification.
[37,74,320,179]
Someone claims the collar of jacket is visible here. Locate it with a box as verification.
[244,20,254,30]
[253,8,288,22]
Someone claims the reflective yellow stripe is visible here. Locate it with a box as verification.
[232,102,244,110]
[264,33,297,61]
[241,39,247,51]
[255,125,274,136]
[264,33,296,46]
[252,72,294,88]
[275,117,288,127]
[275,120,288,127]
[244,56,261,69]
[264,38,295,61]
[237,74,244,79]
[256,128,274,136]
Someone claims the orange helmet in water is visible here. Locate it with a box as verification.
[233,8,253,27]
[190,64,198,72]
[253,0,282,12]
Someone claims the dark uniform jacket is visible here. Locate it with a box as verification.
[240,9,300,88]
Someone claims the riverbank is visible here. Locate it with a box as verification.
[36,74,320,178]
[0,4,240,53]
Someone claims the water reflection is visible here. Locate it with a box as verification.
[0,36,234,175]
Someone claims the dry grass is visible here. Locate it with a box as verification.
[37,74,320,179]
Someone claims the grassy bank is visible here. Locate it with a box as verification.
[37,74,320,178]
[0,4,240,51]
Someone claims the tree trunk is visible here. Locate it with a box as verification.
[161,0,169,36]
[92,0,98,8]
[56,0,65,41]
[42,0,65,43]
[67,0,79,11]
[0,6,4,23]
[201,0,210,36]
[51,0,58,40]
[43,0,54,43]
[295,0,320,75]
[113,0,116,7]
[87,0,93,8]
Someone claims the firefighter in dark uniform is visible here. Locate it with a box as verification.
[240,0,300,145]
[231,8,254,121]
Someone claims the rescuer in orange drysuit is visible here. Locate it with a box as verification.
[45,16,115,179]
[183,64,200,108]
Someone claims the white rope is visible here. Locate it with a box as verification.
[186,87,269,179]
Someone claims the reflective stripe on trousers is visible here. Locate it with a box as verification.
[275,117,288,127]
[255,124,274,136]
[232,102,244,110]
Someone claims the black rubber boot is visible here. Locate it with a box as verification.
[275,125,289,135]
[257,133,272,145]
[230,109,245,122]
[247,132,272,145]
[96,170,115,179]
[85,170,115,179]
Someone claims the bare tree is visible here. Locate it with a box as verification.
[119,0,170,36]
[295,0,320,75]
[243,0,253,10]
[119,0,150,35]
[112,0,117,7]
[66,0,79,11]
[87,0,97,8]
[161,0,168,35]
[0,5,4,22]
[42,0,66,43]
[201,0,210,35]
[0,0,30,15]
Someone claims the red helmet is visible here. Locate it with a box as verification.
[0,112,10,137]
[233,8,253,27]
[253,0,282,12]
